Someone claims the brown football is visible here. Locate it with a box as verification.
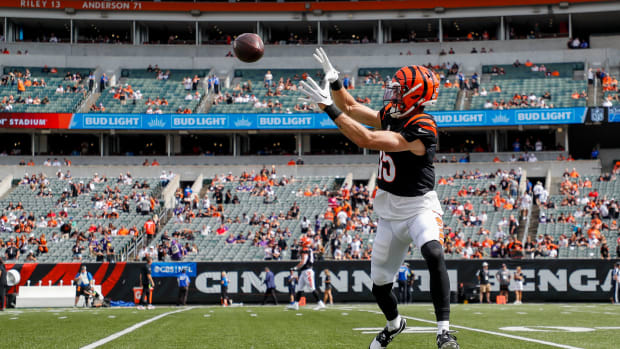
[233,33,264,63]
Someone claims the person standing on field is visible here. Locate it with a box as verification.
[397,263,410,304]
[138,256,155,310]
[612,262,620,304]
[287,269,298,305]
[496,263,511,303]
[177,268,190,306]
[221,271,230,306]
[323,269,334,305]
[262,267,278,305]
[300,48,458,348]
[477,262,491,304]
[513,266,524,304]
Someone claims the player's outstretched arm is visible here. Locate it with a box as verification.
[312,47,380,129]
[331,88,381,129]
[299,77,424,154]
[332,112,424,154]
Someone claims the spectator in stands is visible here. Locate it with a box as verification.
[72,241,83,261]
[169,239,185,261]
[99,73,108,93]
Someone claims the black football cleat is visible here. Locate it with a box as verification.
[368,318,407,349]
[437,330,460,349]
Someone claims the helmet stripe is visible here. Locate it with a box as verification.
[415,66,428,103]
[396,69,406,85]
[402,67,413,85]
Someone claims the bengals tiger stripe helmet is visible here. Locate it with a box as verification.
[383,65,439,118]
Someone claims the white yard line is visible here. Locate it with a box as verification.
[81,307,193,349]
[362,309,584,349]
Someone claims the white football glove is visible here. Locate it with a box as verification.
[313,47,339,83]
[299,77,333,107]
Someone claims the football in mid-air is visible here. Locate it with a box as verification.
[233,33,264,63]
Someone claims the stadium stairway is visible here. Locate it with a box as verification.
[524,203,540,241]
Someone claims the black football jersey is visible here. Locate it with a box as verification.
[376,105,437,197]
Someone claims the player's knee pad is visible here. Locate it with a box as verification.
[421,240,445,269]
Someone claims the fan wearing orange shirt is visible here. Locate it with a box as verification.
[591,217,602,230]
[48,217,58,227]
[144,218,156,243]
[118,226,130,236]
[463,201,474,212]
[587,227,601,240]
[324,208,334,222]
[39,234,48,254]
[493,192,505,211]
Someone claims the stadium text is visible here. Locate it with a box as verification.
[516,111,573,121]
[193,267,613,295]
[259,116,312,126]
[434,113,484,124]
[0,118,47,126]
[84,116,140,126]
[19,0,61,9]
[81,1,132,10]
[173,117,227,127]
[193,269,459,294]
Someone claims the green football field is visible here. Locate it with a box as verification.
[0,303,618,349]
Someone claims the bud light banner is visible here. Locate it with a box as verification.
[6,259,617,305]
[0,108,589,130]
[151,262,197,277]
[433,107,587,127]
[68,113,337,130]
[67,108,589,129]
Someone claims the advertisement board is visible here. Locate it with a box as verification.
[0,108,588,130]
[5,259,618,305]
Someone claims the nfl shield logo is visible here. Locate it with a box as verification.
[590,108,604,122]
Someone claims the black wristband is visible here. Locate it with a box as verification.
[324,104,343,121]
[330,80,343,91]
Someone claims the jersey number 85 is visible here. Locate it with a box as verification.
[377,151,395,182]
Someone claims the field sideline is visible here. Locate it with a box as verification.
[0,303,618,348]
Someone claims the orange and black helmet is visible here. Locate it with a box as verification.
[383,65,439,118]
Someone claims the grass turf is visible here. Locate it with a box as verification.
[0,303,618,348]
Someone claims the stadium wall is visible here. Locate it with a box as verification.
[0,159,601,180]
[1,46,619,74]
[5,259,619,305]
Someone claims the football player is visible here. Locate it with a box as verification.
[286,238,325,310]
[299,48,459,349]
